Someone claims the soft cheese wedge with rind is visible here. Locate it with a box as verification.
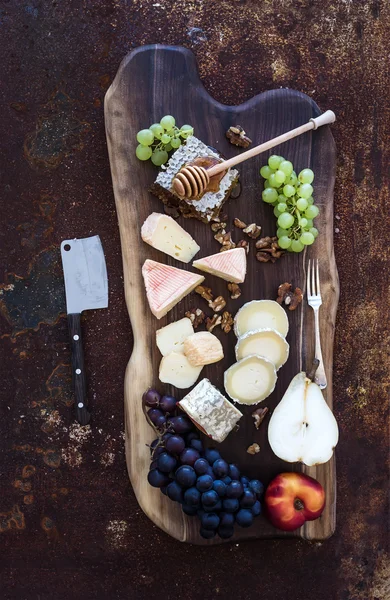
[159,352,203,389]
[193,248,247,283]
[156,318,194,356]
[235,328,289,370]
[234,300,289,338]
[183,331,224,366]
[142,259,204,319]
[224,355,277,405]
[141,213,200,263]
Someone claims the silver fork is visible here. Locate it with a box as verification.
[306,259,327,389]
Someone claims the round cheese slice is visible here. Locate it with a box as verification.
[235,328,289,371]
[224,355,277,405]
[234,300,289,338]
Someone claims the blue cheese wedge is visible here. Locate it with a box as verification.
[179,378,242,443]
[150,136,239,223]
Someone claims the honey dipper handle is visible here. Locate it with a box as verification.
[207,110,336,176]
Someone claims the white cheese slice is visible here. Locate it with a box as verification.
[156,318,194,356]
[141,213,200,263]
[159,352,203,389]
[183,331,224,366]
[234,300,289,338]
[179,378,242,443]
[224,355,277,405]
[235,328,289,370]
[142,259,204,319]
[193,248,247,283]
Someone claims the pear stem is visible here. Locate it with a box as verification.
[307,358,320,382]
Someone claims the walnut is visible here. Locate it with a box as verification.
[208,295,226,312]
[252,407,269,429]
[255,236,276,249]
[227,282,241,300]
[236,239,250,254]
[247,443,260,455]
[206,314,222,332]
[234,218,247,229]
[185,308,206,328]
[226,125,252,148]
[211,221,227,233]
[215,231,236,252]
[276,282,303,311]
[195,285,214,302]
[255,237,284,263]
[221,311,234,333]
[243,223,262,239]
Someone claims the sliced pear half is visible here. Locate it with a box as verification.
[234,300,289,338]
[224,354,277,405]
[235,328,289,370]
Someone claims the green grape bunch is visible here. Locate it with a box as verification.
[260,155,319,253]
[135,115,194,166]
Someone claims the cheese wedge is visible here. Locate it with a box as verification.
[193,248,246,283]
[183,331,224,366]
[156,318,194,356]
[142,259,204,319]
[141,213,200,263]
[159,352,203,389]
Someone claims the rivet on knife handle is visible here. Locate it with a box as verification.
[68,313,91,425]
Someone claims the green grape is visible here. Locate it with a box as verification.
[260,165,273,179]
[268,155,282,170]
[298,168,314,184]
[137,129,154,146]
[300,231,315,245]
[288,171,298,186]
[264,180,271,189]
[305,205,319,219]
[149,123,164,139]
[277,202,287,213]
[268,173,279,188]
[165,143,172,151]
[278,213,294,229]
[278,194,286,202]
[299,217,308,229]
[278,236,292,249]
[296,198,308,211]
[136,144,153,160]
[291,240,304,252]
[273,206,281,217]
[277,228,289,238]
[160,115,175,131]
[161,133,172,144]
[298,183,314,199]
[306,219,313,228]
[310,227,319,238]
[180,124,194,138]
[307,196,314,205]
[279,160,293,177]
[262,188,278,203]
[283,184,295,198]
[151,150,169,166]
[274,170,286,186]
[171,137,181,149]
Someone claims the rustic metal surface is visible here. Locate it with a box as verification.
[0,1,388,599]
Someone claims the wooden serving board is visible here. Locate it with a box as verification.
[105,45,338,544]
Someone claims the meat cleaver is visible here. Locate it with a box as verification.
[61,236,108,425]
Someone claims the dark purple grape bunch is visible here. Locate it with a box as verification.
[144,388,264,540]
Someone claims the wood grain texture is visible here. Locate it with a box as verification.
[104,44,338,545]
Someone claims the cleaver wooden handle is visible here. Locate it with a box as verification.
[67,313,91,425]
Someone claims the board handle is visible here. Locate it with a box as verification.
[68,313,91,426]
[310,110,336,130]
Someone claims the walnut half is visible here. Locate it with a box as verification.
[276,282,303,311]
[208,296,226,313]
[185,308,206,329]
[206,314,222,332]
[226,125,252,148]
[227,282,241,300]
[252,407,269,429]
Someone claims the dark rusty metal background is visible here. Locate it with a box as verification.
[0,1,389,599]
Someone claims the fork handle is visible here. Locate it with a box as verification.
[313,308,327,389]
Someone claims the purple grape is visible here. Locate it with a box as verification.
[213,459,229,478]
[196,475,214,492]
[150,459,158,470]
[182,504,198,516]
[165,435,185,455]
[143,388,161,407]
[190,439,204,453]
[213,480,227,497]
[162,432,173,442]
[151,446,165,459]
[194,458,209,475]
[229,464,241,480]
[222,476,232,485]
[201,490,219,507]
[240,489,256,508]
[235,509,253,528]
[159,395,177,414]
[150,438,159,451]
[226,481,244,499]
[175,465,197,488]
[185,432,199,443]
[251,500,261,516]
[168,415,193,434]
[184,487,201,507]
[218,525,234,539]
[180,448,200,467]
[249,479,264,498]
[205,466,216,480]
[157,452,177,474]
[200,527,216,539]
[220,512,234,527]
[201,512,220,531]
[204,448,221,464]
[222,498,239,513]
[147,469,170,488]
[148,408,165,426]
[240,476,250,487]
[167,481,184,502]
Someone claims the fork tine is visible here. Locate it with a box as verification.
[307,259,311,296]
[311,258,316,296]
[316,259,320,296]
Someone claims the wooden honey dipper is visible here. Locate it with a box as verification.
[172,110,336,199]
